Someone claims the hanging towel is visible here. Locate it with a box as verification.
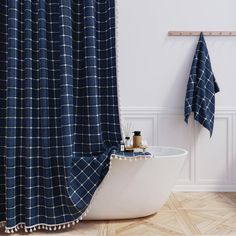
[184,32,220,136]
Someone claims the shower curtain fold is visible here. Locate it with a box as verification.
[0,0,121,232]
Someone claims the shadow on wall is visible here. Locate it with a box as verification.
[162,35,198,109]
[194,119,231,191]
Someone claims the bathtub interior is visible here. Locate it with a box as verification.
[147,146,188,157]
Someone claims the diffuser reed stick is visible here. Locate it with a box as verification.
[123,122,133,139]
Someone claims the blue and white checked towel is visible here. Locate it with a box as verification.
[184,32,220,136]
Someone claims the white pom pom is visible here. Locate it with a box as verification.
[53,226,57,231]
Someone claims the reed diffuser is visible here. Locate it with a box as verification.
[123,122,133,151]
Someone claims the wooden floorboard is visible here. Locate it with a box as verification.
[1,192,236,235]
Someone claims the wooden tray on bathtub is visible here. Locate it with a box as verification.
[125,146,148,153]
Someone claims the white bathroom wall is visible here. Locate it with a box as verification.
[117,0,236,191]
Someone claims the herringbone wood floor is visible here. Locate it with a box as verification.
[1,192,236,236]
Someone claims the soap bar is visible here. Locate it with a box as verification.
[133,148,144,153]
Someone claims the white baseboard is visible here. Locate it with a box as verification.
[173,185,236,192]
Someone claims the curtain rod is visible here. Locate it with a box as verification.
[168,31,236,36]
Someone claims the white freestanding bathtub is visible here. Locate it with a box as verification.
[84,146,188,220]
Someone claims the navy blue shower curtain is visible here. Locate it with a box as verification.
[0,0,121,232]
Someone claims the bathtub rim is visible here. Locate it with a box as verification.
[146,146,188,159]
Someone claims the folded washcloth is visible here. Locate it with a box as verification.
[112,151,152,158]
[184,32,220,136]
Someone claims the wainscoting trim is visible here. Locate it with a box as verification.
[120,107,236,192]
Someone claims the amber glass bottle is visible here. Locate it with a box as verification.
[133,131,142,148]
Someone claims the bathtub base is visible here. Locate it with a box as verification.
[85,212,158,221]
